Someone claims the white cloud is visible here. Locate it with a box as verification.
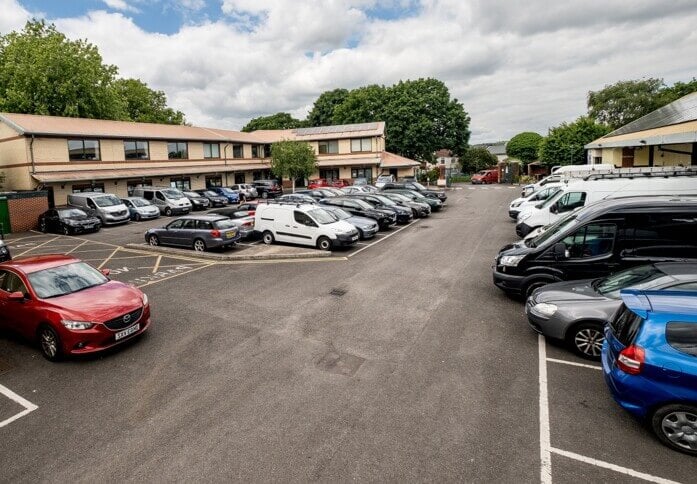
[102,0,139,13]
[13,1,697,143]
[0,0,31,34]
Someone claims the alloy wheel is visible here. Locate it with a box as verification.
[40,328,58,359]
[193,239,206,252]
[661,411,697,452]
[573,327,604,358]
[149,235,159,246]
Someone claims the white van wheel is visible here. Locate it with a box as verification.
[164,207,172,216]
[317,236,332,251]
[262,231,274,245]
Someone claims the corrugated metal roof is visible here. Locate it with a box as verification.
[605,92,697,137]
[292,122,380,136]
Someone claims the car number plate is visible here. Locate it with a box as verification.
[115,323,140,341]
[351,235,358,241]
[225,231,236,239]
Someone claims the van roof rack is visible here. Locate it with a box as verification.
[580,166,696,181]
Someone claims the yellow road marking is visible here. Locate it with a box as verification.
[97,247,120,269]
[152,255,162,274]
[14,236,59,257]
[64,239,90,254]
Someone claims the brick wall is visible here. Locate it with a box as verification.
[6,192,48,233]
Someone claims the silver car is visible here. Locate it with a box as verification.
[145,215,241,251]
[321,205,379,240]
[230,184,258,200]
[121,197,160,221]
[526,263,697,360]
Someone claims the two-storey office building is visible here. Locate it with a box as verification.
[0,114,418,206]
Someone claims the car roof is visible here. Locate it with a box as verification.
[577,196,697,222]
[175,214,228,221]
[1,254,80,274]
[621,289,697,317]
[654,262,697,279]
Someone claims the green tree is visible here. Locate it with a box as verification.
[113,78,185,125]
[588,78,666,129]
[0,20,124,119]
[460,147,498,173]
[538,116,611,167]
[306,88,348,126]
[332,84,387,125]
[242,112,304,132]
[661,78,697,103]
[270,139,317,192]
[506,132,543,165]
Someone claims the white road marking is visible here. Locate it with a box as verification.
[538,335,553,484]
[550,448,680,484]
[347,220,419,258]
[467,187,476,190]
[0,383,39,428]
[546,358,602,371]
[13,236,59,257]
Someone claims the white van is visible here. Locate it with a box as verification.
[132,187,192,216]
[508,183,563,219]
[67,192,130,225]
[255,203,360,250]
[521,164,616,197]
[516,175,697,237]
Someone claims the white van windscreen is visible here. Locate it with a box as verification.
[94,195,122,207]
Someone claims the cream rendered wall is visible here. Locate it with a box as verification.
[656,144,692,166]
[189,142,204,159]
[338,139,351,154]
[100,139,123,161]
[633,148,649,166]
[601,148,621,167]
[150,141,168,160]
[33,137,69,162]
[243,143,252,159]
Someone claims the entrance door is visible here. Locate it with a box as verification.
[621,148,634,167]
[46,186,55,208]
[234,173,245,184]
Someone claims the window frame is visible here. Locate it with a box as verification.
[71,183,105,194]
[665,321,697,357]
[203,143,221,159]
[251,145,260,158]
[124,140,150,160]
[232,144,243,158]
[319,140,339,155]
[351,138,372,153]
[170,177,191,190]
[68,139,101,161]
[560,223,617,259]
[167,141,189,160]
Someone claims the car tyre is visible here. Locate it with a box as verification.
[262,231,274,245]
[524,280,548,299]
[651,404,697,456]
[134,213,141,221]
[37,324,62,362]
[193,238,206,252]
[39,219,47,233]
[317,236,332,251]
[62,224,71,236]
[357,229,365,240]
[567,322,604,360]
[148,235,159,246]
[164,207,173,217]
[261,191,268,199]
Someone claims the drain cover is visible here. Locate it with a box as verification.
[329,288,347,296]
[316,350,365,377]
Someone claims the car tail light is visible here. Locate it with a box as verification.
[210,229,221,237]
[617,345,645,375]
[243,221,254,227]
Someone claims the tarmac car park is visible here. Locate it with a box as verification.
[1,183,696,483]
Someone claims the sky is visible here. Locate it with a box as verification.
[1,0,696,144]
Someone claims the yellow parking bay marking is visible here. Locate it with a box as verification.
[152,255,162,274]
[13,236,59,257]
[64,239,90,254]
[97,247,121,269]
[0,383,39,428]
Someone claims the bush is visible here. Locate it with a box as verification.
[448,174,471,183]
[518,175,536,185]
[417,168,440,183]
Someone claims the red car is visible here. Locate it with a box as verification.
[471,169,499,184]
[308,178,329,189]
[0,255,150,361]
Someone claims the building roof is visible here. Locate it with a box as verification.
[379,151,420,168]
[473,141,507,156]
[252,122,385,142]
[586,92,697,149]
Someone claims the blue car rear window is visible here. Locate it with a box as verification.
[666,322,697,357]
[610,305,644,345]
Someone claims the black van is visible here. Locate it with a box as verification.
[493,197,697,298]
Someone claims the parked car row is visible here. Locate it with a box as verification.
[496,178,697,456]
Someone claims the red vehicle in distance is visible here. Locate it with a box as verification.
[471,169,499,184]
[0,255,151,361]
[308,178,351,189]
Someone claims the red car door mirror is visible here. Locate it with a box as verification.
[8,291,25,301]
[101,268,111,277]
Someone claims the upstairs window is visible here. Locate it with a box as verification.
[124,140,149,160]
[203,143,220,159]
[319,140,339,154]
[232,144,243,158]
[251,145,260,158]
[168,142,188,159]
[68,139,100,161]
[351,138,371,152]
[264,144,272,157]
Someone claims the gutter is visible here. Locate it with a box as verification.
[30,134,36,174]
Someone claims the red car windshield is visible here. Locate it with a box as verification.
[27,262,108,298]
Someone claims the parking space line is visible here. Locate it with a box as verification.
[152,255,162,274]
[347,220,419,258]
[3,234,47,243]
[538,335,553,484]
[13,236,59,257]
[97,247,120,269]
[64,239,90,254]
[550,448,680,484]
[546,358,601,371]
[0,383,39,428]
[136,263,214,288]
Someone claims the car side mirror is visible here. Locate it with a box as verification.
[100,268,111,277]
[550,203,558,214]
[8,291,25,301]
[553,242,569,260]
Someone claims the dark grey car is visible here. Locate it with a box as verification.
[526,263,697,359]
[144,215,241,251]
[321,206,379,239]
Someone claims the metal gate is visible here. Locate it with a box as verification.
[0,197,10,235]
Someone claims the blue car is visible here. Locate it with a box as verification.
[602,289,697,456]
[211,187,240,204]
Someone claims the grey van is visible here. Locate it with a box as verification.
[66,192,130,225]
[132,187,192,216]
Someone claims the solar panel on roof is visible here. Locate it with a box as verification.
[605,92,697,137]
[292,122,379,136]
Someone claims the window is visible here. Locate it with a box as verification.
[351,138,371,152]
[294,211,314,226]
[170,177,191,190]
[666,322,697,356]
[203,143,220,159]
[610,305,644,345]
[234,173,246,184]
[319,140,339,154]
[621,212,697,260]
[167,220,184,229]
[0,270,28,295]
[127,179,152,196]
[232,144,243,158]
[168,142,188,159]
[319,169,339,181]
[556,191,587,213]
[68,139,100,161]
[181,219,196,229]
[253,170,270,180]
[263,144,272,158]
[72,183,105,193]
[561,223,616,259]
[124,140,149,160]
[197,220,213,230]
[205,175,222,188]
[251,145,260,158]
[351,167,371,179]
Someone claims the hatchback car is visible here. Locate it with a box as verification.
[527,263,697,359]
[319,197,396,229]
[0,255,150,361]
[346,193,413,224]
[229,184,258,200]
[602,289,697,456]
[182,191,211,210]
[211,187,241,204]
[121,197,160,221]
[194,189,228,207]
[38,207,101,235]
[381,181,447,202]
[252,179,283,199]
[383,189,443,211]
[145,215,241,251]
[321,206,379,240]
[380,192,431,218]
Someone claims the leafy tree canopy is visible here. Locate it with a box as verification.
[241,112,304,132]
[587,78,697,129]
[460,147,498,173]
[538,116,610,167]
[506,132,543,164]
[306,88,348,127]
[270,139,317,192]
[0,20,185,124]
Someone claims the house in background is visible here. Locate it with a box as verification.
[434,149,459,171]
[473,141,508,162]
[585,92,697,168]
